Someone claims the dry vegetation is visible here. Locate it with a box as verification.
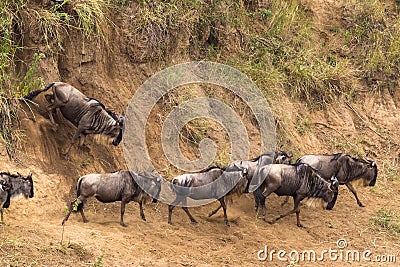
[0,0,400,266]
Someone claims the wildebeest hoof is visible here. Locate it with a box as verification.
[63,154,69,161]
[120,222,127,227]
[358,202,365,207]
[191,219,198,224]
[297,223,304,228]
[83,219,88,223]
[141,217,147,221]
[326,205,334,210]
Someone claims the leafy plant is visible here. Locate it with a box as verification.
[0,1,45,159]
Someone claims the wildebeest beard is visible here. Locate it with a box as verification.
[112,127,123,146]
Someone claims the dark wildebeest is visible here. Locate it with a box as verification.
[251,151,292,213]
[62,170,161,227]
[24,82,124,160]
[256,163,338,227]
[0,172,34,224]
[168,165,248,226]
[297,153,378,210]
[0,179,11,224]
[220,151,292,216]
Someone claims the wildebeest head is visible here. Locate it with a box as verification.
[364,157,378,186]
[300,165,337,205]
[232,163,250,193]
[17,172,34,198]
[321,176,339,206]
[0,179,11,192]
[112,116,124,146]
[274,150,292,164]
[351,156,378,187]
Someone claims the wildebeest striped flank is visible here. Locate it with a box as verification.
[297,153,378,209]
[255,163,338,227]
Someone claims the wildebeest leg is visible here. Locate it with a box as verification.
[168,205,175,225]
[273,195,304,227]
[259,195,267,221]
[79,134,86,147]
[64,128,83,160]
[47,106,57,125]
[168,197,182,225]
[208,204,222,217]
[218,197,230,227]
[79,209,88,223]
[258,187,273,221]
[181,197,197,223]
[281,196,290,206]
[139,201,146,221]
[120,199,128,227]
[253,189,261,212]
[62,198,88,225]
[345,182,365,207]
[182,207,197,223]
[326,190,339,210]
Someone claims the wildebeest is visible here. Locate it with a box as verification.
[220,151,292,216]
[168,165,248,226]
[297,153,378,210]
[255,163,338,227]
[62,170,162,227]
[0,172,34,224]
[24,82,124,160]
[251,151,292,212]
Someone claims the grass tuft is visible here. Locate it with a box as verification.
[370,208,400,234]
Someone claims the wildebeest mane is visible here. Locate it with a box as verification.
[199,166,224,173]
[88,97,119,121]
[249,153,272,162]
[329,153,344,161]
[0,172,19,178]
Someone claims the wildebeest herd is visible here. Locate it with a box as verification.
[0,82,378,229]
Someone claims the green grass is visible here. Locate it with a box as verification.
[344,0,400,91]
[370,208,400,234]
[70,0,113,43]
[0,1,45,158]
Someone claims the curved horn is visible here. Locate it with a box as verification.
[329,176,339,191]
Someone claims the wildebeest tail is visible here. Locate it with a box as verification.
[23,83,55,100]
[76,178,83,198]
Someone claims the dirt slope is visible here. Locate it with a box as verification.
[1,0,400,266]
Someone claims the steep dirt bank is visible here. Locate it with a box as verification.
[1,0,400,266]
